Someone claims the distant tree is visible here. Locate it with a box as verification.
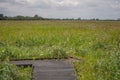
[0,14,45,20]
[34,14,39,18]
[14,15,25,20]
[33,14,39,20]
[117,18,120,21]
[33,14,44,20]
[77,17,81,20]
[91,18,96,20]
[4,16,8,20]
[96,18,99,21]
[0,14,4,20]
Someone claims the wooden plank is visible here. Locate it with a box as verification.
[11,60,77,80]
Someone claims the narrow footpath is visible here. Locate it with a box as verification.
[11,60,77,80]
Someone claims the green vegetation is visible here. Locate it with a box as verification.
[0,20,120,80]
[74,44,120,80]
[0,62,32,80]
[0,47,32,80]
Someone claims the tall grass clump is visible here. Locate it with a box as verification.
[74,39,120,80]
[49,46,68,59]
[0,62,32,80]
[0,49,32,80]
[94,43,120,80]
[0,62,20,80]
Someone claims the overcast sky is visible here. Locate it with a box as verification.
[0,0,120,19]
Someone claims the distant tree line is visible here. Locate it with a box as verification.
[0,13,120,21]
[0,14,44,20]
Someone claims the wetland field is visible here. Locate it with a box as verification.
[0,20,120,80]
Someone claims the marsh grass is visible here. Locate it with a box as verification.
[0,20,120,80]
[0,61,32,80]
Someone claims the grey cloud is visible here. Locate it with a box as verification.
[0,0,16,3]
[0,7,8,12]
[0,0,120,19]
[27,1,52,9]
[0,0,9,2]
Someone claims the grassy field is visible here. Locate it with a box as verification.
[0,20,120,80]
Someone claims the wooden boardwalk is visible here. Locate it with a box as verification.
[11,60,77,80]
